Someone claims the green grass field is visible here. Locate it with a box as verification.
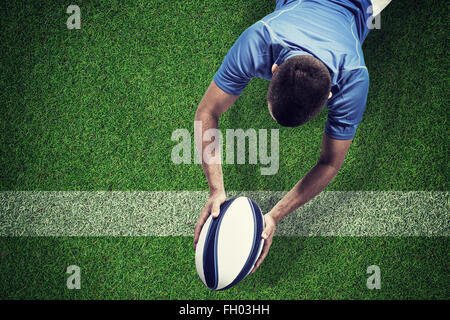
[0,0,448,300]
[1,237,448,299]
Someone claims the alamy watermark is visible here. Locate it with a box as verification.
[66,265,81,289]
[171,121,279,175]
[65,4,384,31]
[366,265,381,290]
[66,5,81,30]
[367,3,387,30]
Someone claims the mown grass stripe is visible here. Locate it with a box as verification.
[0,191,448,236]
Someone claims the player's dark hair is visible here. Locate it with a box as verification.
[267,55,331,127]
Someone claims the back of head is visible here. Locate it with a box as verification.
[267,55,331,127]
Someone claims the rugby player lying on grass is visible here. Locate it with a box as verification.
[193,0,392,274]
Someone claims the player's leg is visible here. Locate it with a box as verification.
[371,0,392,16]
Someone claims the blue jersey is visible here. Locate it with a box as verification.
[213,0,373,140]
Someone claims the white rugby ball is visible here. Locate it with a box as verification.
[195,196,264,290]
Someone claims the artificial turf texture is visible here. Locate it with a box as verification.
[1,237,448,300]
[0,0,448,299]
[1,0,448,191]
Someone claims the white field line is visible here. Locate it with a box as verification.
[0,191,448,236]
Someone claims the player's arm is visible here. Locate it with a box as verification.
[251,69,369,272]
[251,133,352,272]
[270,133,351,222]
[193,79,239,250]
[193,23,263,249]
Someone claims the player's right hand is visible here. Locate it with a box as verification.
[193,192,226,250]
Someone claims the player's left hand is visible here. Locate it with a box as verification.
[249,213,277,275]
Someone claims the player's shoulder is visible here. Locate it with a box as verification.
[329,67,369,106]
[338,67,370,88]
[240,20,270,41]
[232,20,272,54]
